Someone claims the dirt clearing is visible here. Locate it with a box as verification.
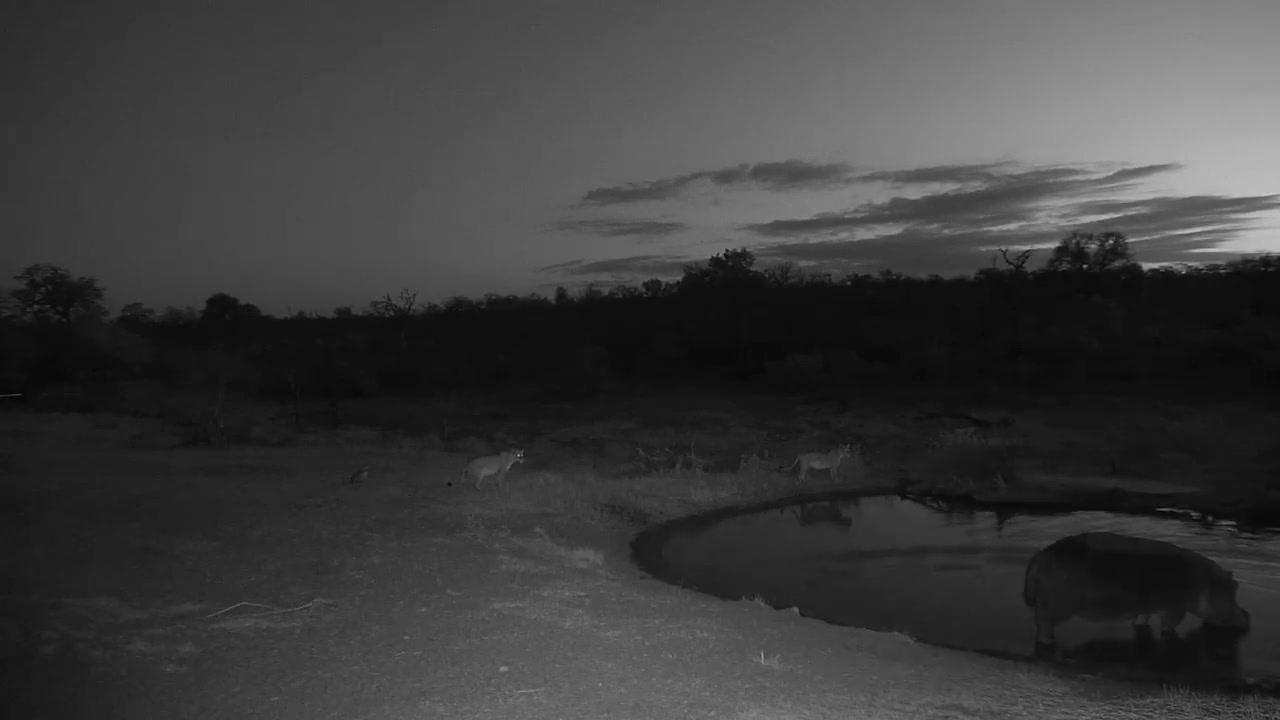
[4,406,1278,719]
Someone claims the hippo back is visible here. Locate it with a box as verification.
[1024,532,1247,629]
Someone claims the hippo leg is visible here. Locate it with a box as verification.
[1033,605,1059,658]
[1132,623,1156,653]
[1160,608,1186,641]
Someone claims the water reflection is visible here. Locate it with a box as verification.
[782,500,856,531]
[650,493,1280,690]
[1066,623,1247,686]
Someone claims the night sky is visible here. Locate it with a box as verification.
[4,0,1279,315]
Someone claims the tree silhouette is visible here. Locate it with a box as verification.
[1044,231,1137,273]
[608,285,642,300]
[993,247,1034,273]
[680,248,765,292]
[9,237,1279,413]
[442,295,480,313]
[369,289,418,319]
[707,248,757,276]
[10,264,107,324]
[762,262,802,288]
[117,302,156,329]
[201,293,262,325]
[200,293,263,351]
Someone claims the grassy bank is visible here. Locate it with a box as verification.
[3,386,1279,719]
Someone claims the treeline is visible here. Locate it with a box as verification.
[2,231,1279,415]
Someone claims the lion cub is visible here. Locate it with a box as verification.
[779,443,854,483]
[463,449,525,490]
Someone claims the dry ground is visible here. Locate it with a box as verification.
[3,385,1280,719]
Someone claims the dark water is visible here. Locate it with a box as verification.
[651,494,1280,690]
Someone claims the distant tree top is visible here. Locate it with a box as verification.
[9,263,107,324]
[680,248,766,292]
[1044,231,1138,273]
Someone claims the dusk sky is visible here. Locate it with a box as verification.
[4,0,1279,315]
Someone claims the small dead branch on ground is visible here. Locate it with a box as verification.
[686,440,705,474]
[205,598,336,620]
[752,651,783,669]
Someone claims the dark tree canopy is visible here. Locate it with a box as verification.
[117,302,156,326]
[762,262,802,288]
[1045,231,1137,273]
[642,278,674,299]
[10,264,107,324]
[200,293,262,326]
[680,248,767,292]
[7,228,1278,410]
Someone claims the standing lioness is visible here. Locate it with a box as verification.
[463,449,524,490]
[779,444,854,483]
[1023,531,1250,656]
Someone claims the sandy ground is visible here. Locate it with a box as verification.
[3,408,1279,720]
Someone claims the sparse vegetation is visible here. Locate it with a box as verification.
[3,232,1278,419]
[4,232,1280,717]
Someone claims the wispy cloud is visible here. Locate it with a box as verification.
[748,164,1186,237]
[580,160,857,206]
[539,259,586,272]
[854,162,1183,189]
[856,162,1016,186]
[1073,194,1280,232]
[1096,163,1184,184]
[748,163,1278,275]
[546,160,1278,284]
[1069,194,1280,263]
[538,254,694,279]
[581,178,690,205]
[753,226,1065,278]
[555,218,688,238]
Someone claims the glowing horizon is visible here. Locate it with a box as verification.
[3,0,1277,315]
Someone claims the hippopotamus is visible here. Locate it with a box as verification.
[1023,531,1251,655]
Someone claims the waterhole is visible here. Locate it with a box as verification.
[637,493,1280,692]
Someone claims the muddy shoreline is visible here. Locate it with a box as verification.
[629,478,1280,698]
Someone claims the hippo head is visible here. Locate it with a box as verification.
[1201,576,1251,636]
